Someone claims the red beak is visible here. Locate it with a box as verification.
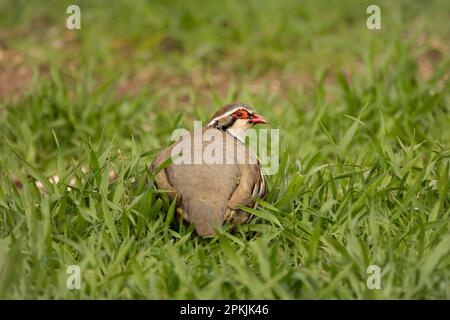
[250,113,267,125]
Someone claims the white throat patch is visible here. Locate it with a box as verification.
[226,119,252,143]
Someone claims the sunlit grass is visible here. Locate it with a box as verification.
[0,0,449,299]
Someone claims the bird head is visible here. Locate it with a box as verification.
[207,103,267,134]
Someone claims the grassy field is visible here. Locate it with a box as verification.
[0,0,449,299]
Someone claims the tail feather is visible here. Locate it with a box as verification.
[183,198,225,236]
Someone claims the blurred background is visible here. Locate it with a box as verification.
[1,0,448,166]
[0,0,449,299]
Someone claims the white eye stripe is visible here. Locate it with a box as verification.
[207,107,240,127]
[207,107,254,127]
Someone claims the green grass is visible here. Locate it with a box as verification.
[0,0,449,299]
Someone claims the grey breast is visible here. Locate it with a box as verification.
[163,128,255,234]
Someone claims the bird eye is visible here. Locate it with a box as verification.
[235,112,243,118]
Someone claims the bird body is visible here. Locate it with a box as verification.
[151,103,267,236]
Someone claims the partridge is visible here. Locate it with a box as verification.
[150,103,267,236]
